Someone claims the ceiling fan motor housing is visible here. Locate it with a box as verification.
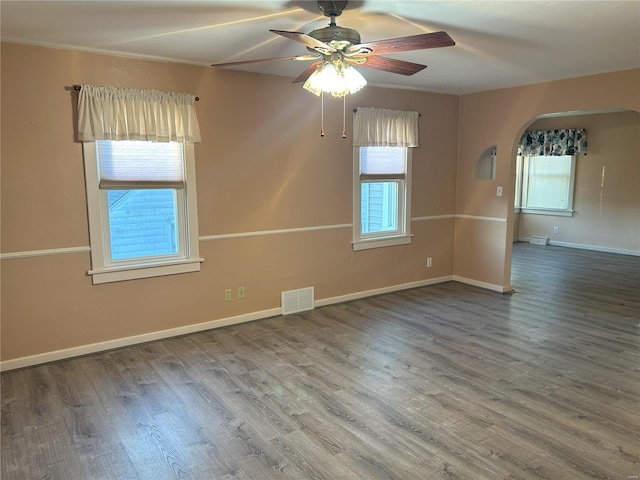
[310,0,359,50]
[308,25,361,50]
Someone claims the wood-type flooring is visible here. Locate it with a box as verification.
[2,243,639,479]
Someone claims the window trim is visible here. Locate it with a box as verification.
[352,146,412,251]
[83,141,202,284]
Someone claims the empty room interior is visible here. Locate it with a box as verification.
[1,1,639,479]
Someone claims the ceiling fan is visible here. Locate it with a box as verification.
[211,0,455,94]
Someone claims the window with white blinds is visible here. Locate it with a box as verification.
[83,140,202,284]
[353,146,412,251]
[515,155,576,216]
[97,140,185,188]
[360,147,406,175]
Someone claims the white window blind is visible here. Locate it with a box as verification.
[524,155,573,209]
[360,147,406,175]
[96,140,184,188]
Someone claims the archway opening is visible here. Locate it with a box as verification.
[507,108,639,291]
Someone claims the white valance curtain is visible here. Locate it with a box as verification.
[78,85,201,143]
[353,107,420,147]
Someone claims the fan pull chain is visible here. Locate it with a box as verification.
[342,95,347,139]
[320,91,325,137]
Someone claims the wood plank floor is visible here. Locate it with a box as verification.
[2,243,639,479]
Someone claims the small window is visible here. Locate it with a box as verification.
[516,155,576,216]
[83,140,202,284]
[353,146,412,250]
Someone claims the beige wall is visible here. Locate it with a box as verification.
[517,111,640,254]
[1,43,459,362]
[2,41,638,365]
[455,69,640,290]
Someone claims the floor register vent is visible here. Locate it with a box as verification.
[529,236,549,245]
[281,287,314,315]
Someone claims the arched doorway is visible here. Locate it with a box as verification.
[507,108,640,291]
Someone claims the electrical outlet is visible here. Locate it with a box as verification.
[238,286,245,299]
[427,257,432,267]
[553,226,559,234]
[224,289,232,302]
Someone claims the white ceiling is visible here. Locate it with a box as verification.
[2,0,639,95]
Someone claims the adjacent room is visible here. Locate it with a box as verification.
[1,1,638,479]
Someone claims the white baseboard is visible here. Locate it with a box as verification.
[519,237,639,256]
[1,278,453,372]
[0,274,505,372]
[0,307,280,372]
[453,275,512,293]
[548,240,640,256]
[315,276,454,307]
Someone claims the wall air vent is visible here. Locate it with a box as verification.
[529,236,549,245]
[281,287,314,315]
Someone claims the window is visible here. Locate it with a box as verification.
[515,155,576,216]
[83,140,201,284]
[353,146,412,250]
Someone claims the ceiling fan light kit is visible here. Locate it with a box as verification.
[303,54,367,97]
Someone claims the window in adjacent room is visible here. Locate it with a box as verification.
[78,84,202,284]
[515,128,586,216]
[515,155,576,216]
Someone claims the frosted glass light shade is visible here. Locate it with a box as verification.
[303,62,367,97]
[343,66,366,94]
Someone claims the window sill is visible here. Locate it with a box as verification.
[520,208,574,217]
[88,258,204,284]
[352,234,412,251]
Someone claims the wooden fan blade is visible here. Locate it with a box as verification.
[270,29,336,54]
[212,54,319,68]
[350,55,427,76]
[292,62,322,84]
[351,31,455,55]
